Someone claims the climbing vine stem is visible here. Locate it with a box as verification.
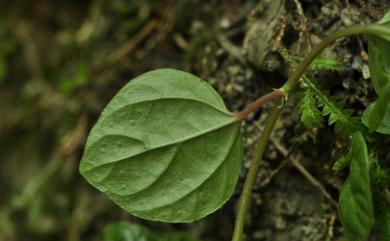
[232,99,284,241]
[232,24,390,241]
[282,25,390,93]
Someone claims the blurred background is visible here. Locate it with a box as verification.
[0,0,389,241]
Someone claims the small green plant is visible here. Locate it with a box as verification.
[80,11,390,241]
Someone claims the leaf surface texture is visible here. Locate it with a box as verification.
[79,69,243,222]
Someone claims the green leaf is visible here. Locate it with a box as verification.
[368,37,390,94]
[362,83,390,133]
[377,10,390,41]
[79,69,243,222]
[298,89,323,128]
[103,222,201,241]
[379,10,390,25]
[309,56,342,71]
[338,132,375,241]
[104,222,158,241]
[368,11,390,93]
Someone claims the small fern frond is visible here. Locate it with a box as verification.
[298,89,323,128]
[302,77,364,136]
[333,149,352,172]
[310,57,342,71]
[279,49,341,71]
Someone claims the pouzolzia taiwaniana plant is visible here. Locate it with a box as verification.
[79,10,390,241]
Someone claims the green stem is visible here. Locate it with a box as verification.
[282,25,390,93]
[232,24,390,241]
[232,100,284,241]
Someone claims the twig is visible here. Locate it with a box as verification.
[272,14,287,51]
[223,0,236,23]
[282,25,390,93]
[137,0,175,59]
[328,213,336,238]
[216,33,246,64]
[344,0,368,61]
[293,0,312,51]
[270,137,338,208]
[2,116,87,219]
[67,191,93,241]
[86,0,175,84]
[253,121,292,187]
[12,19,46,84]
[95,0,174,71]
[258,158,290,187]
[173,33,188,50]
[0,89,67,136]
[105,20,158,66]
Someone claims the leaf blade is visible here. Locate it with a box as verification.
[368,11,390,94]
[338,132,375,241]
[79,69,244,222]
[362,83,390,132]
[298,89,323,128]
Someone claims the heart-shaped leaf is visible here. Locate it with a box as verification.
[338,132,375,241]
[79,69,243,222]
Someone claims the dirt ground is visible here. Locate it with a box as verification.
[0,0,389,241]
